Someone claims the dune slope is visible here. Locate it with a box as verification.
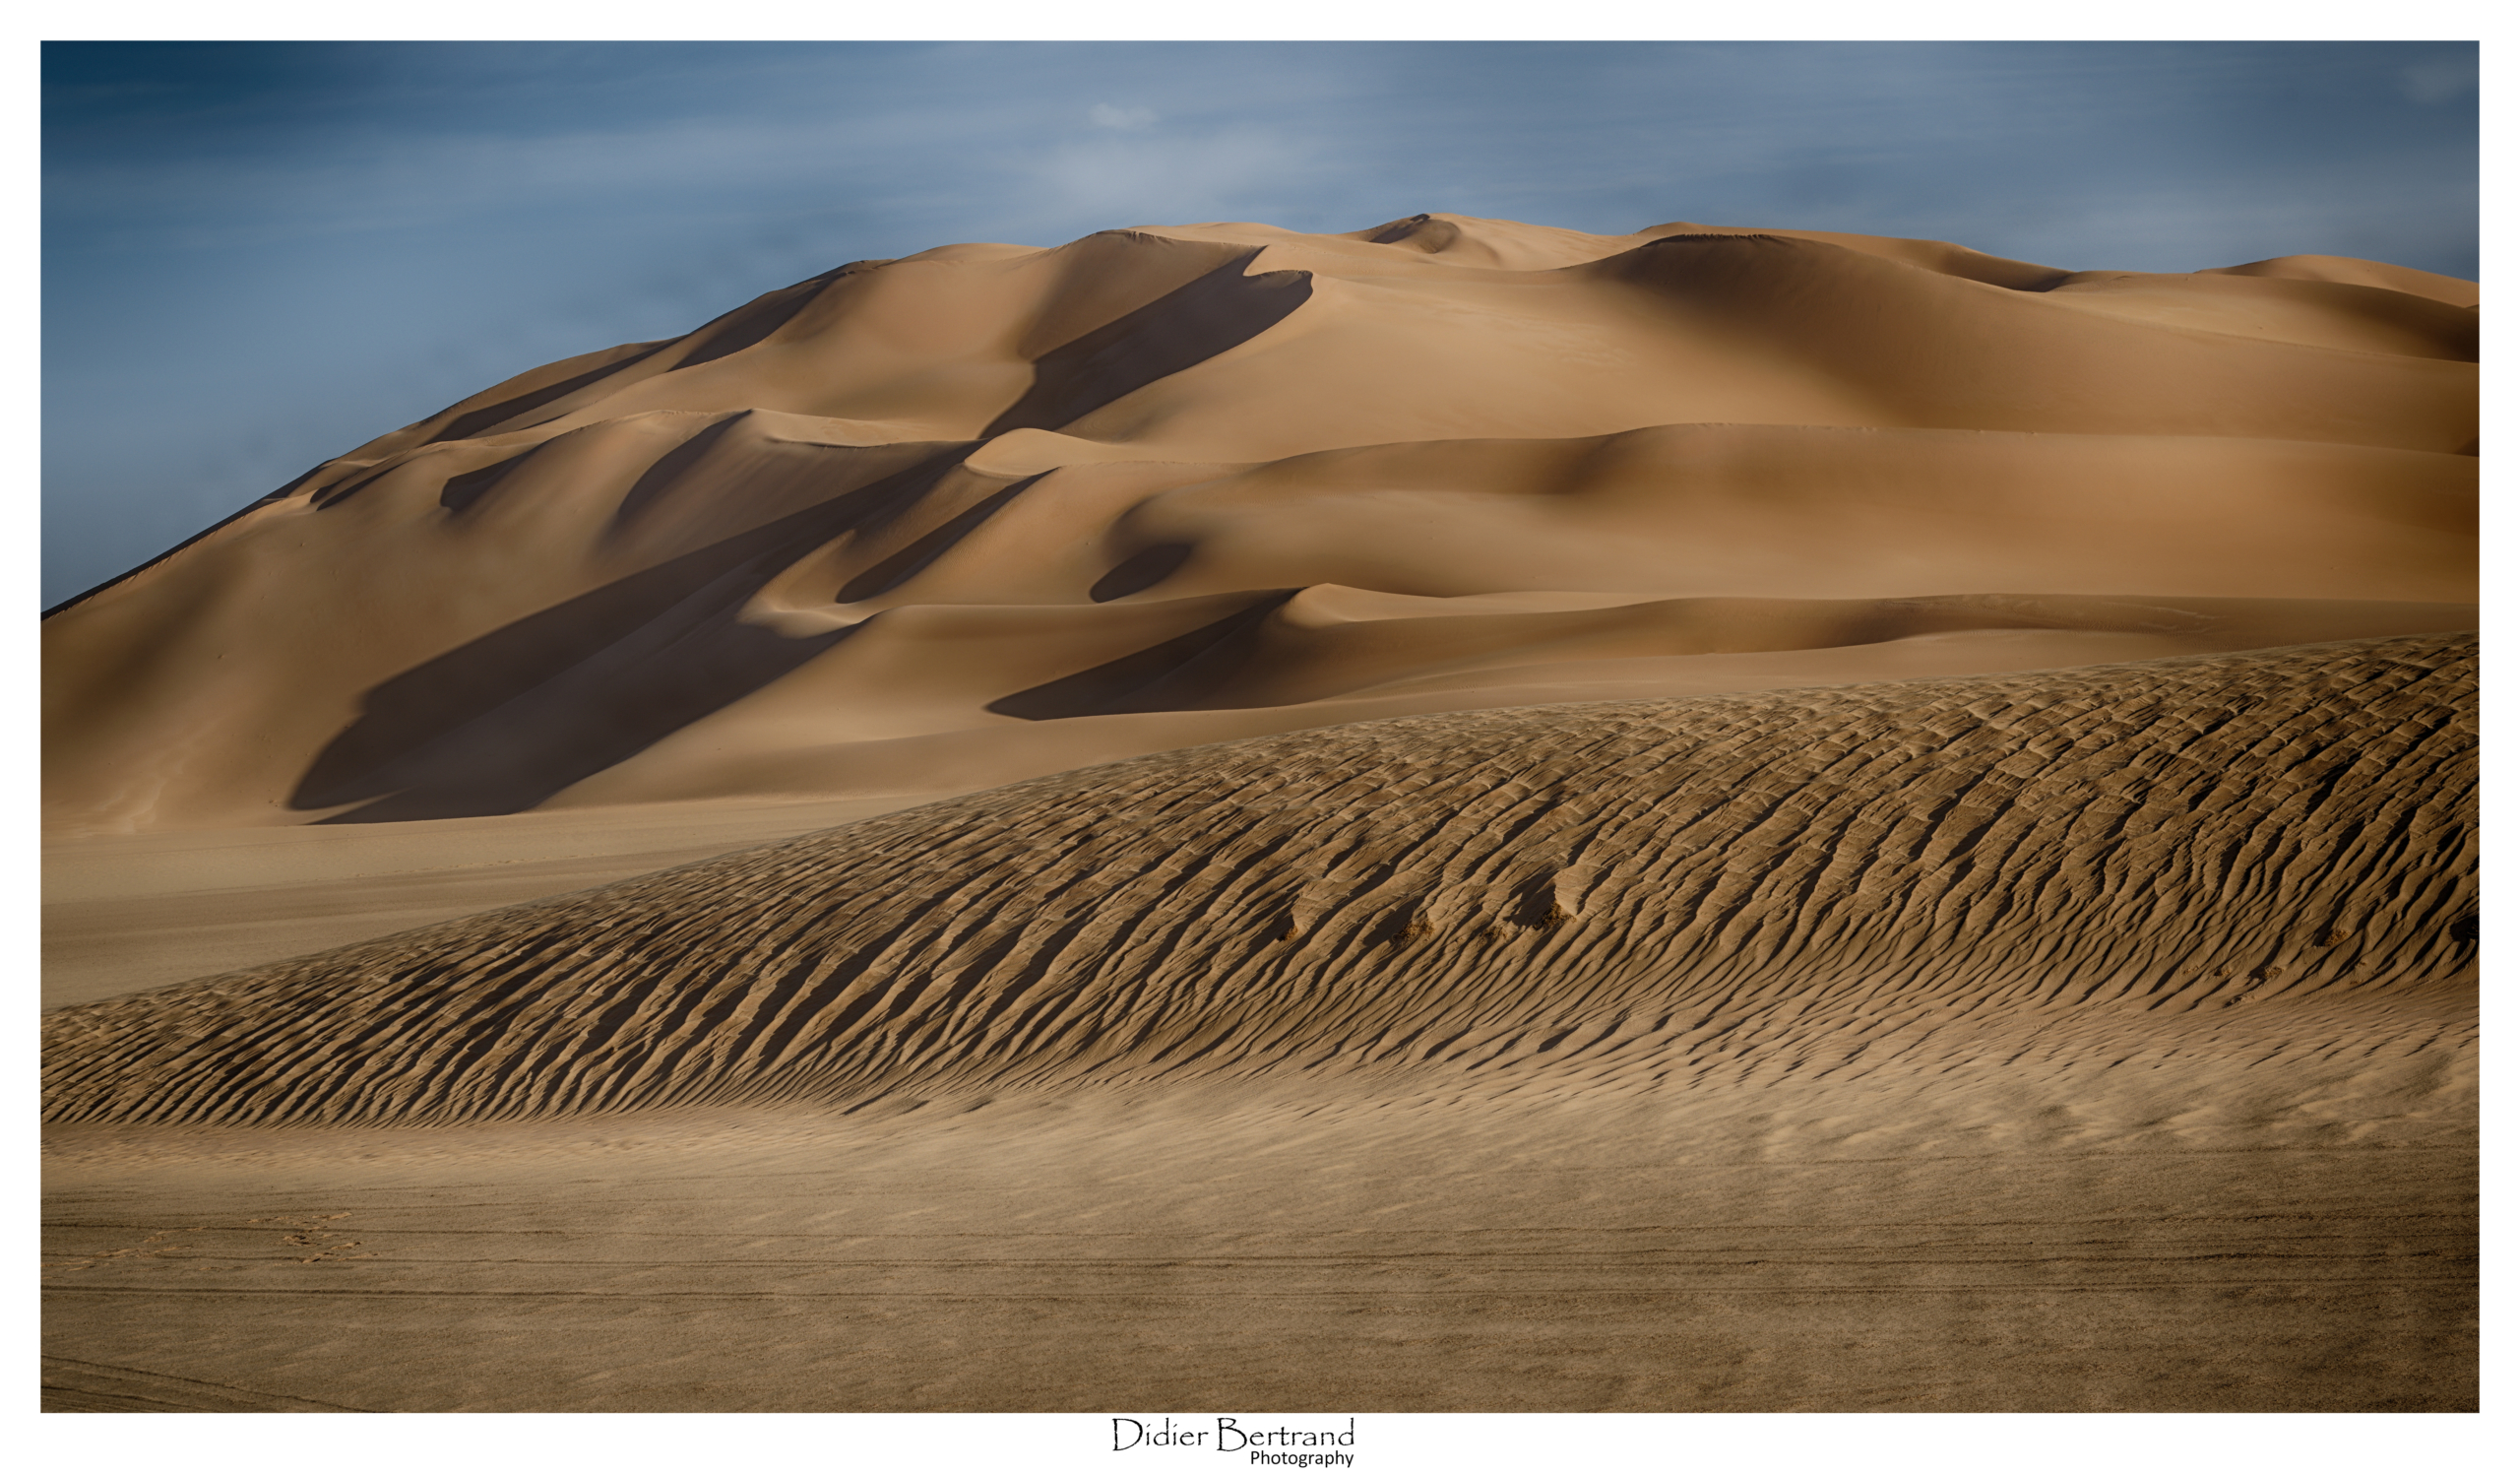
[41,215,2475,835]
[44,633,2475,1128]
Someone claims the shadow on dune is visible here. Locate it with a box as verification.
[607,413,755,537]
[982,248,1311,438]
[421,339,679,446]
[989,590,1295,719]
[438,447,543,514]
[1089,543,1195,602]
[284,250,1322,819]
[837,472,1047,604]
[1365,213,1460,251]
[419,261,873,446]
[289,452,972,822]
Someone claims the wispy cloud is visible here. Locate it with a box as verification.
[1087,102,1158,131]
[1023,127,1315,232]
[2399,54,2478,105]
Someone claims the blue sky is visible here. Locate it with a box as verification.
[41,40,2480,607]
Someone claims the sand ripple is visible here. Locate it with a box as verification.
[44,632,2475,1127]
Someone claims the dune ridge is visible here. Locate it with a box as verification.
[44,632,2475,1128]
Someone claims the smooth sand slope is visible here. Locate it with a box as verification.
[42,213,2476,1411]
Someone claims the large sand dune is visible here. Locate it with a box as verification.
[41,214,2475,1411]
[42,216,2473,834]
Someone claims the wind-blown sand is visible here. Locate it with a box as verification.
[41,214,2475,1411]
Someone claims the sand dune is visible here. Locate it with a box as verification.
[44,633,2475,1127]
[42,215,2474,834]
[39,794,941,1009]
[42,213,2476,1412]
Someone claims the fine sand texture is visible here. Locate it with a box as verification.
[43,635,2477,1409]
[41,214,2475,1411]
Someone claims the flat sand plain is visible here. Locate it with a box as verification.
[43,1088,2473,1412]
[42,215,2477,1411]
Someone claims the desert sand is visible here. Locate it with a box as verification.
[41,214,2475,1411]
